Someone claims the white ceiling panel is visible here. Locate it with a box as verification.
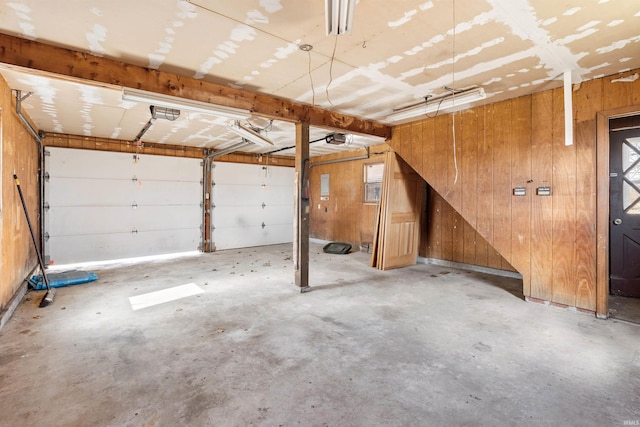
[0,0,638,156]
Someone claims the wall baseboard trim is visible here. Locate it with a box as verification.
[0,282,28,332]
[416,257,523,279]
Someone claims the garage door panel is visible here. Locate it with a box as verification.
[261,224,294,245]
[265,186,294,206]
[214,227,262,249]
[46,147,202,263]
[213,206,261,228]
[48,206,200,236]
[133,156,202,181]
[214,225,291,249]
[213,162,270,185]
[212,162,294,250]
[265,166,295,184]
[48,207,136,235]
[49,229,200,264]
[48,177,135,206]
[133,181,202,205]
[264,205,293,225]
[214,185,264,206]
[47,148,133,179]
[133,206,201,230]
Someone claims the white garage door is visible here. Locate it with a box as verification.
[212,162,293,250]
[45,147,202,264]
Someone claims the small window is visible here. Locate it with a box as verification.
[364,163,384,203]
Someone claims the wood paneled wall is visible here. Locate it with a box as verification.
[1,75,40,310]
[309,144,389,247]
[421,186,515,272]
[390,68,640,312]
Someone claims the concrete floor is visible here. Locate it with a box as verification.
[1,243,639,426]
[609,295,640,325]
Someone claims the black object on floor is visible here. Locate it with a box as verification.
[323,242,352,254]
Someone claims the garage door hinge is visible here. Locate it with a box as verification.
[132,228,138,234]
[44,202,50,211]
[44,232,50,242]
[262,202,266,209]
[132,202,138,209]
[44,172,50,182]
[262,222,266,229]
[200,179,203,185]
[44,150,50,156]
[132,175,138,182]
[211,203,216,208]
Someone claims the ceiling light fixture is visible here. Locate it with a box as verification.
[386,87,486,122]
[325,0,356,35]
[227,121,274,147]
[150,106,180,121]
[122,87,251,120]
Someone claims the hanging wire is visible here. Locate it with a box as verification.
[424,96,446,119]
[326,35,338,108]
[307,49,316,107]
[451,0,459,185]
[452,112,458,184]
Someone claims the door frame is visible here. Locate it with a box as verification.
[596,105,640,318]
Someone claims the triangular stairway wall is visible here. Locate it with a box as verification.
[388,87,601,312]
[421,185,515,273]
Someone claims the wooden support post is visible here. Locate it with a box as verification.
[294,122,311,291]
[202,154,213,253]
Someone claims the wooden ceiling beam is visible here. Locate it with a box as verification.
[0,33,391,139]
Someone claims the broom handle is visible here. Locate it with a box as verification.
[13,174,51,292]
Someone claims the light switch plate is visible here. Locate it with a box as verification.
[536,186,551,196]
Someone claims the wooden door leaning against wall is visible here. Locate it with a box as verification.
[371,151,424,270]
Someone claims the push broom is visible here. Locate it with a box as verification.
[14,173,55,307]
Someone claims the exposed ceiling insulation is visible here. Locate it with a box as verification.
[0,0,638,156]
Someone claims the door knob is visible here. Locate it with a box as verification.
[613,218,623,225]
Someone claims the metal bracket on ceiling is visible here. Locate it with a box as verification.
[18,90,33,102]
[133,105,181,144]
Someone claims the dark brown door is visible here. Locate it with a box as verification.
[610,120,640,297]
